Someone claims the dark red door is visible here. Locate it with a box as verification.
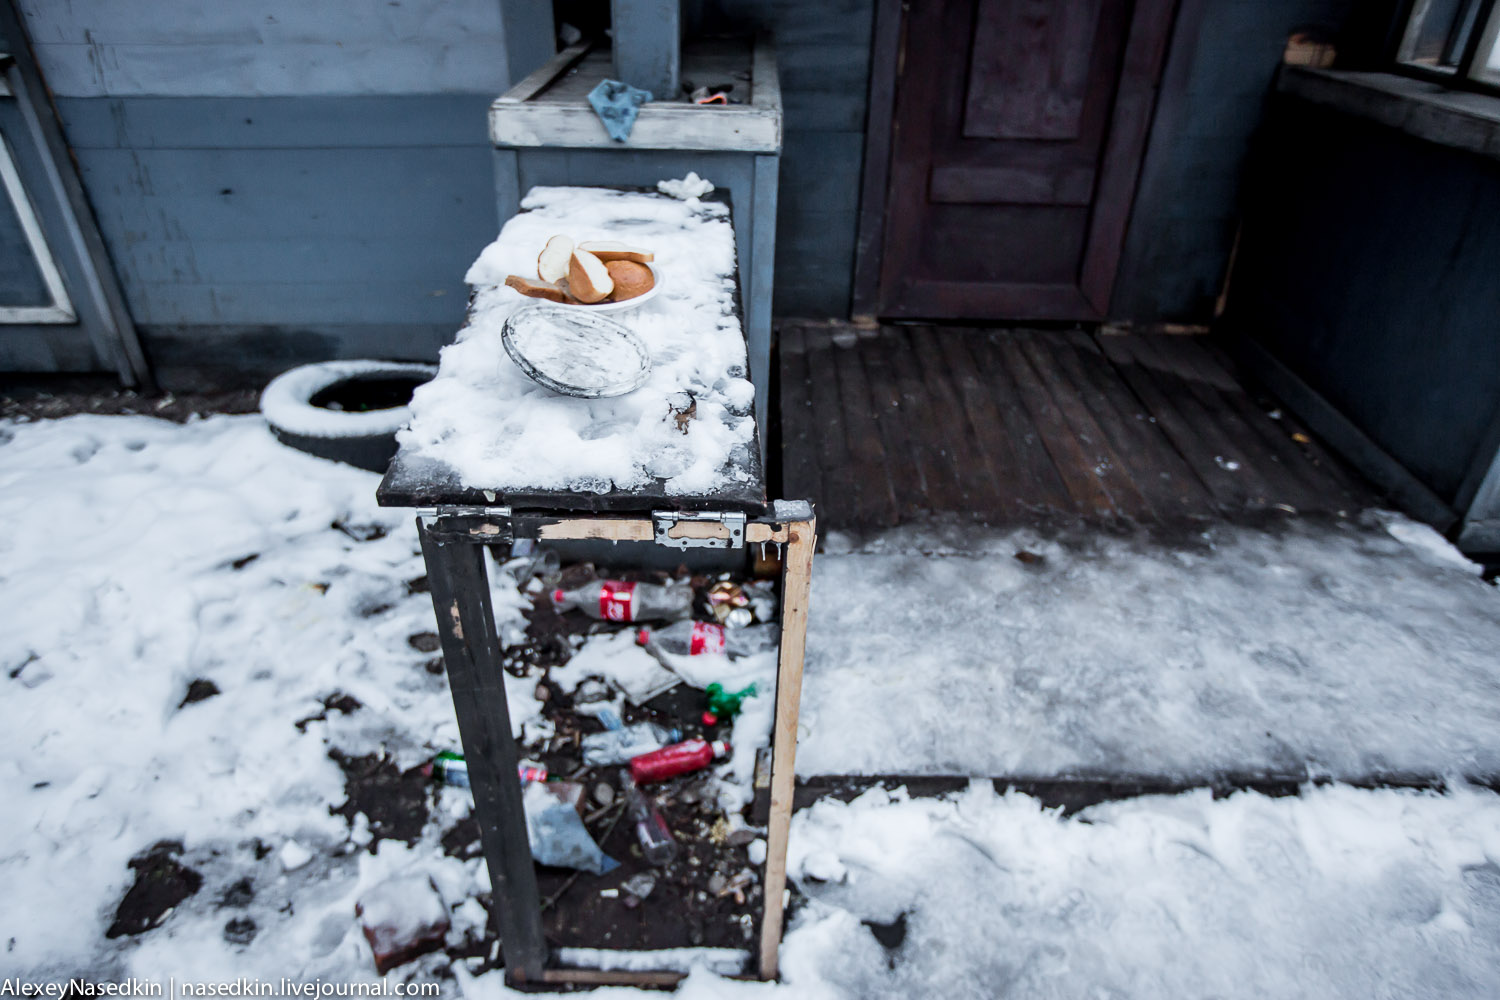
[874,0,1175,320]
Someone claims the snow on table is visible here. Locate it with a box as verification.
[385,186,764,511]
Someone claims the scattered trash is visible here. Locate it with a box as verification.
[593,782,616,807]
[1214,455,1241,471]
[576,696,625,731]
[553,630,682,704]
[638,621,780,659]
[747,838,767,865]
[630,738,731,784]
[553,579,693,622]
[621,872,657,899]
[588,79,653,142]
[689,83,736,105]
[1014,550,1044,565]
[505,539,561,585]
[1292,431,1311,444]
[356,874,450,974]
[702,682,758,725]
[524,781,619,875]
[582,722,682,766]
[624,778,678,866]
[424,751,546,789]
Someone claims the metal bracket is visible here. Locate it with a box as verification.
[652,510,747,549]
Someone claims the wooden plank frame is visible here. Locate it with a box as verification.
[413,504,816,987]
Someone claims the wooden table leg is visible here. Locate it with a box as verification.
[417,518,547,984]
[758,516,817,979]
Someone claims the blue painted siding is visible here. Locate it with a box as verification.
[1111,0,1357,322]
[55,95,499,386]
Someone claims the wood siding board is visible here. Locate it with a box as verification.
[850,0,903,317]
[1096,333,1258,511]
[802,325,859,529]
[995,332,1117,517]
[1162,334,1351,507]
[1017,333,1156,520]
[882,326,963,512]
[830,332,900,528]
[1078,0,1177,314]
[1053,329,1216,515]
[960,330,1078,514]
[55,95,496,150]
[776,323,824,507]
[905,326,997,511]
[859,329,930,520]
[931,327,1046,516]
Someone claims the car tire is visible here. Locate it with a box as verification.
[259,360,437,473]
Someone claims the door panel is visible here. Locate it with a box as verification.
[876,0,1175,321]
[964,0,1104,140]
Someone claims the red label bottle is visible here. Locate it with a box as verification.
[629,739,731,784]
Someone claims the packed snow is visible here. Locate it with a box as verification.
[0,414,533,981]
[398,186,759,497]
[7,412,1500,997]
[796,517,1500,779]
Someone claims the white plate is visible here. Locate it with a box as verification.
[556,263,663,312]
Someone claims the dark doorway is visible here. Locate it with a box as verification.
[856,0,1176,321]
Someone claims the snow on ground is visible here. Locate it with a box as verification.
[7,413,1500,997]
[796,518,1500,780]
[0,414,533,981]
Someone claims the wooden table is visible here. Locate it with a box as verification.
[378,187,813,987]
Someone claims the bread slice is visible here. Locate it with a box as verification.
[504,274,569,303]
[578,240,655,264]
[568,249,614,304]
[604,260,655,301]
[537,235,574,283]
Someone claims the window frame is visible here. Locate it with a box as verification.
[1390,0,1500,94]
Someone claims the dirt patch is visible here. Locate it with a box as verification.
[106,841,204,938]
[0,376,260,424]
[330,750,431,847]
[179,679,221,707]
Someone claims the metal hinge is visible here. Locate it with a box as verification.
[652,510,747,549]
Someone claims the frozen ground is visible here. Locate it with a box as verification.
[5,413,1500,997]
[796,518,1500,780]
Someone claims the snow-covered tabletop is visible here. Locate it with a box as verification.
[379,186,765,513]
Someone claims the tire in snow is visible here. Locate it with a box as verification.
[260,361,437,473]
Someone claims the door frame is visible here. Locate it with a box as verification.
[850,0,1179,323]
[1,0,150,386]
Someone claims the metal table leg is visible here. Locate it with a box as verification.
[417,517,546,985]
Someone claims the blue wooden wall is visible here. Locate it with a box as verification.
[20,0,509,388]
[1110,0,1355,321]
[16,0,1369,387]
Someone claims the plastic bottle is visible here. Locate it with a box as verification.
[702,682,758,725]
[629,738,731,784]
[636,621,780,658]
[429,752,546,788]
[580,722,682,766]
[623,776,678,866]
[550,579,692,623]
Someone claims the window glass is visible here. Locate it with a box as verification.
[1399,0,1483,71]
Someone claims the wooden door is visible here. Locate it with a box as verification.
[869,0,1174,320]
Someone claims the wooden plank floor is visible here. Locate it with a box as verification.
[776,324,1377,532]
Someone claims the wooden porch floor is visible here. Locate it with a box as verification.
[775,323,1377,533]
